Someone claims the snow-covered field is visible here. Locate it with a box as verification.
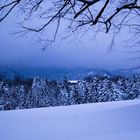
[0,100,140,140]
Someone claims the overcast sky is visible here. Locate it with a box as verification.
[0,11,139,71]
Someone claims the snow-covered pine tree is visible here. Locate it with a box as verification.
[31,76,48,108]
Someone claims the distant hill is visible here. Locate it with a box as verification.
[0,67,139,80]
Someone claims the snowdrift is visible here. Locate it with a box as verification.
[0,100,140,140]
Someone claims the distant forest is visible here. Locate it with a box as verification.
[0,74,140,110]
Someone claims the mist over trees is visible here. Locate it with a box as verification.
[0,0,140,44]
[0,75,140,110]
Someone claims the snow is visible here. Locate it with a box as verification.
[0,100,140,140]
[68,80,78,84]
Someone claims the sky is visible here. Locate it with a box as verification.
[0,10,139,71]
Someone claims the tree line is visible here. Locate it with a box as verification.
[0,74,140,110]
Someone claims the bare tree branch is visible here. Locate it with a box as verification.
[0,0,140,45]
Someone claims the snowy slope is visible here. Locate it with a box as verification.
[0,100,140,140]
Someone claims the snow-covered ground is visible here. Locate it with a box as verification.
[0,100,140,140]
